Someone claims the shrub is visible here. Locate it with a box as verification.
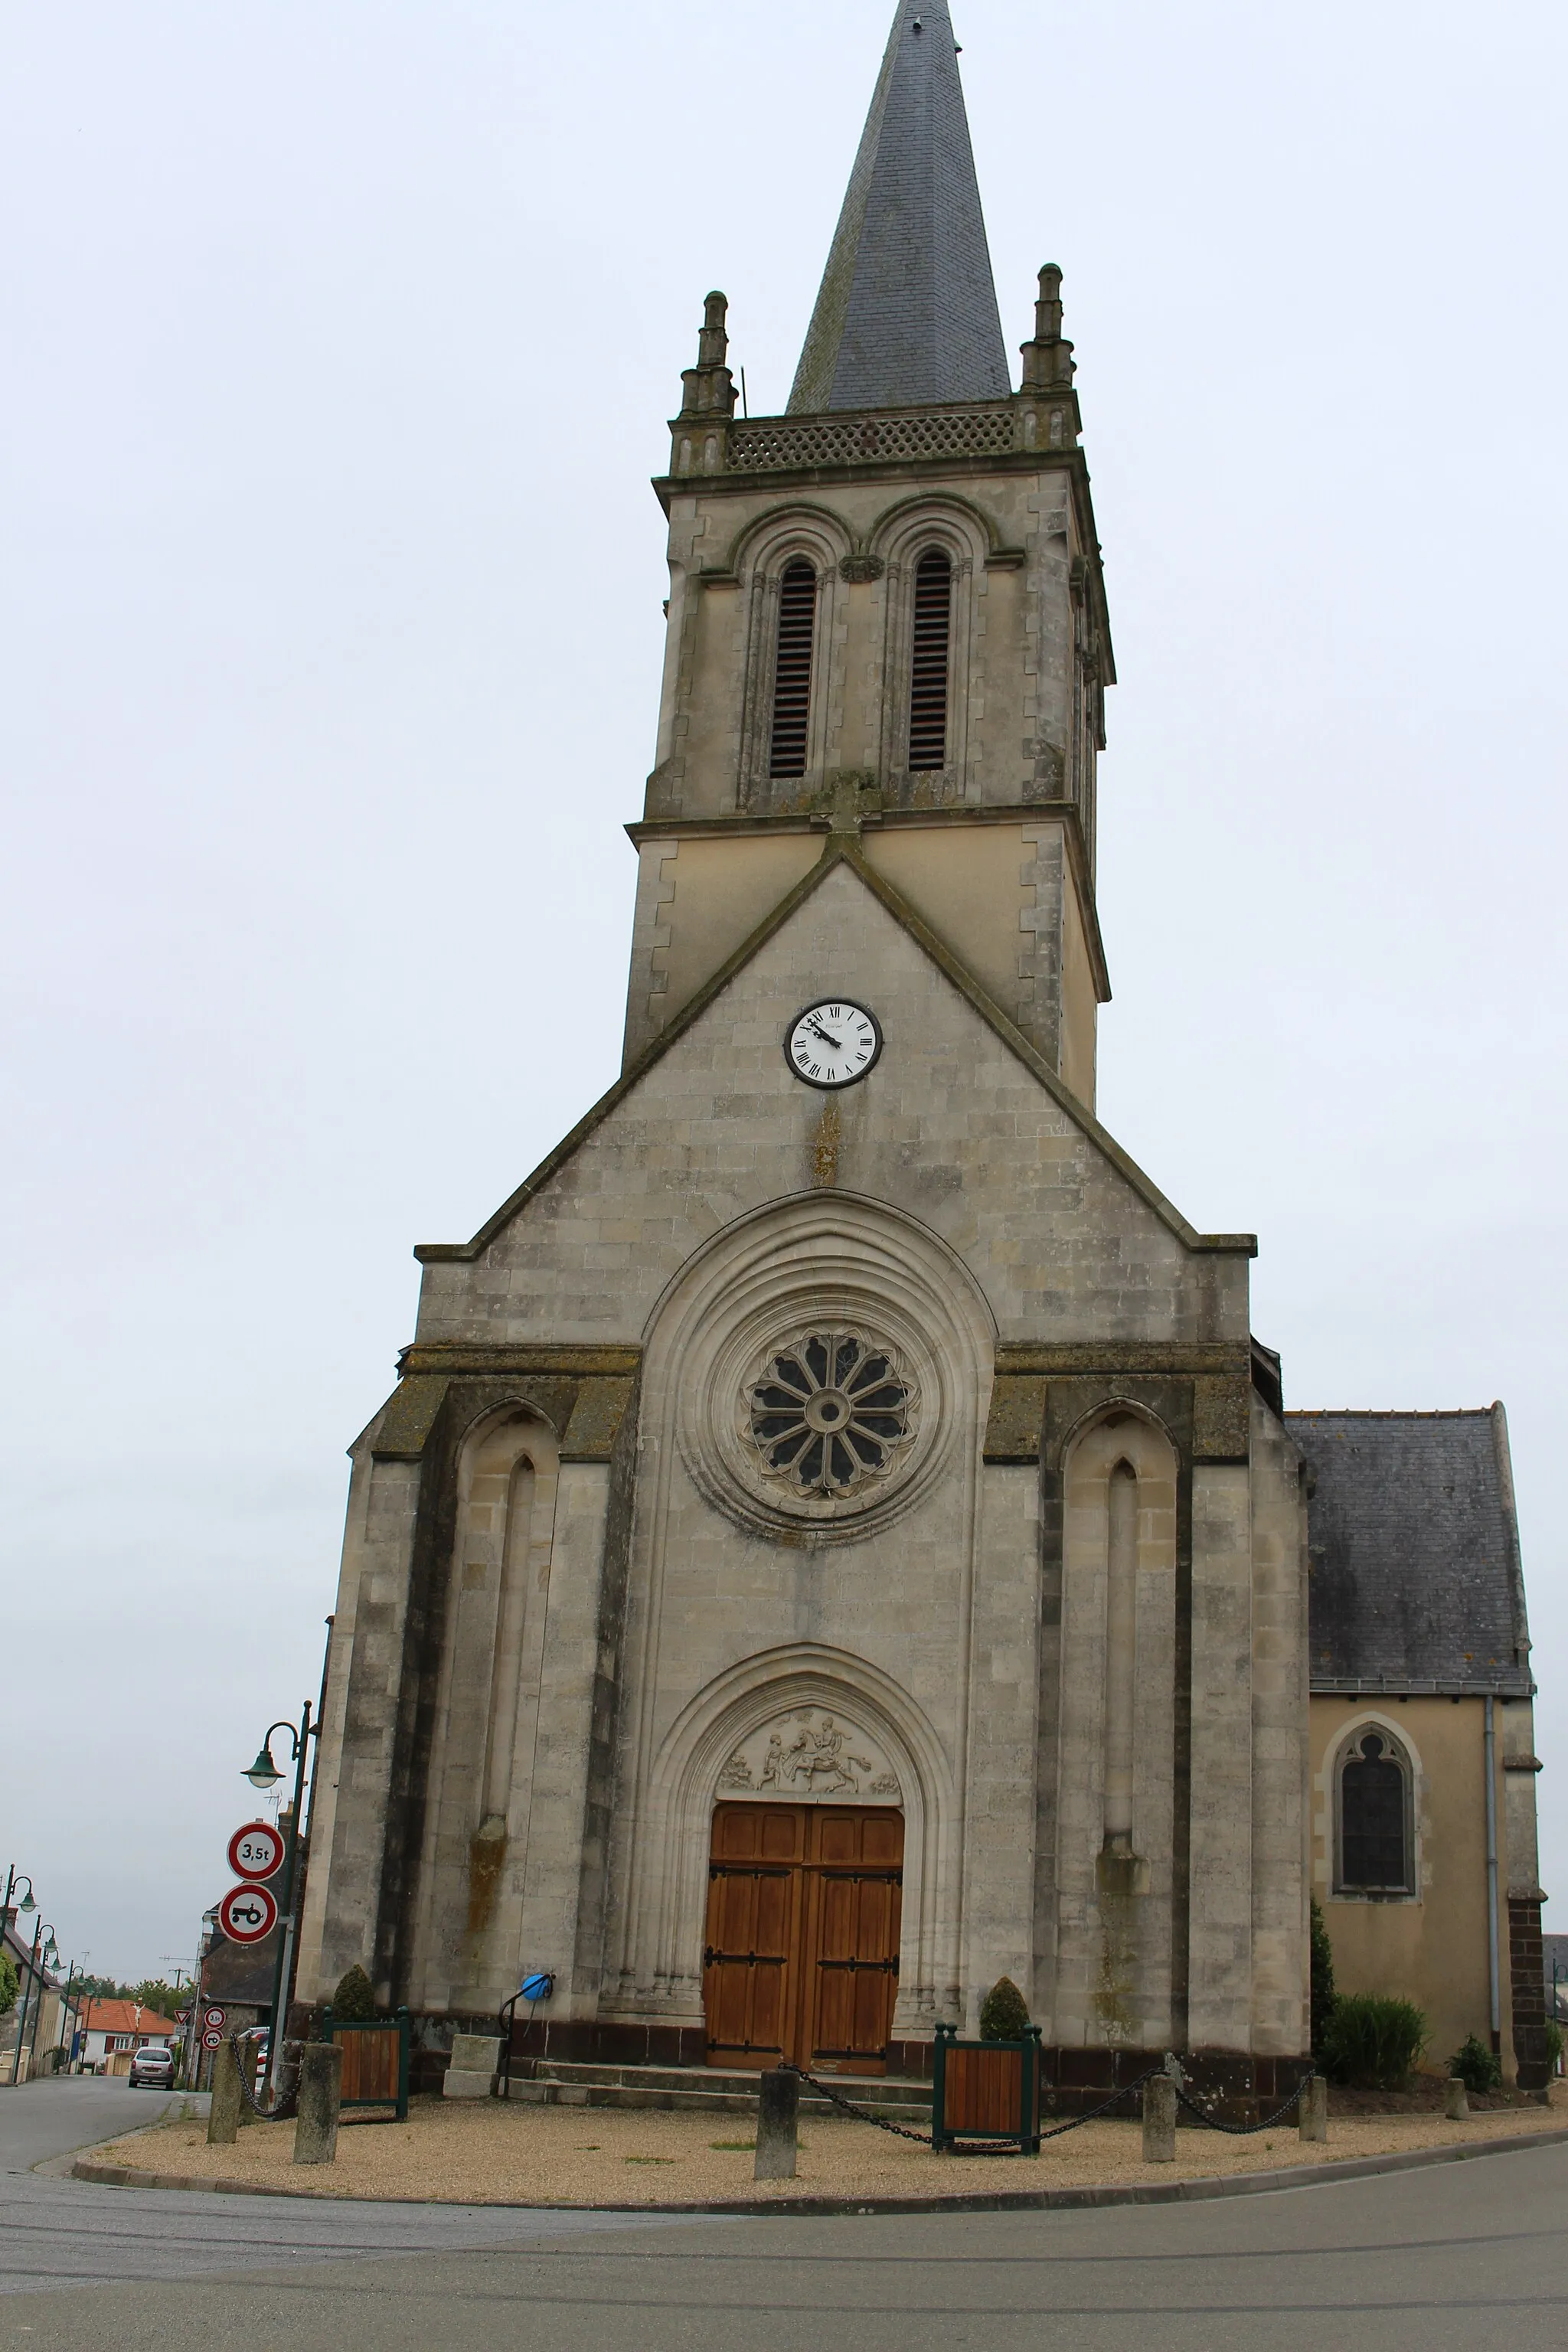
[1450,2033,1502,2094]
[978,1976,1031,2042]
[331,1965,377,2020]
[1319,1993,1428,2089]
[1545,2019,1563,2075]
[0,1953,17,2017]
[1309,1896,1337,2054]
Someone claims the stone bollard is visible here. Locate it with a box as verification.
[754,2067,799,2181]
[1445,2077,1469,2120]
[207,2041,243,2145]
[292,2043,344,2166]
[443,2034,501,2099]
[1298,2076,1328,2143]
[1142,2074,1177,2163]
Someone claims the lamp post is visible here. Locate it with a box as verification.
[241,1704,318,2096]
[11,1915,53,2086]
[2,1867,37,1934]
[27,1933,58,2079]
[56,1956,84,2073]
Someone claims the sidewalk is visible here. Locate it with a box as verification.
[77,2084,1568,2208]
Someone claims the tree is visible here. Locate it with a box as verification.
[1309,1896,1337,2055]
[978,1976,1031,2041]
[131,1979,183,2020]
[0,1953,18,2017]
[332,1965,377,2020]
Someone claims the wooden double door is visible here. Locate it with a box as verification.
[702,1802,903,2074]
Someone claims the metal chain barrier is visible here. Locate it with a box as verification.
[781,2059,1171,2155]
[1171,2067,1316,2136]
[779,2062,933,2145]
[230,2029,300,2122]
[1037,2066,1165,2141]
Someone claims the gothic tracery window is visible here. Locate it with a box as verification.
[768,559,817,778]
[1338,1728,1413,1894]
[748,1331,913,1497]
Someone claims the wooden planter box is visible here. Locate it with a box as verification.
[930,2022,1042,2154]
[321,2005,410,2122]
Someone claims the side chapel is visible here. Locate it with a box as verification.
[296,0,1547,2096]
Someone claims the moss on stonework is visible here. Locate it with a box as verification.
[467,1817,508,1935]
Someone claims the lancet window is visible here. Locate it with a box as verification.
[1337,1727,1413,1894]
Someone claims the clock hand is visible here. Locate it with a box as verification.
[807,1019,843,1050]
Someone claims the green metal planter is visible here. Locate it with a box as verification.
[930,2021,1042,2154]
[320,2004,410,2123]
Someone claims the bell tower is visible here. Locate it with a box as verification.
[623,0,1113,1104]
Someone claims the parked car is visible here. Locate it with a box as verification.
[127,2043,175,2089]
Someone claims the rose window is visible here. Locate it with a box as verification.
[747,1332,913,1496]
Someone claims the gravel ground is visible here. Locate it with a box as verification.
[81,2086,1567,2206]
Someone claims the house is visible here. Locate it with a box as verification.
[79,1998,179,2077]
[0,1922,72,2083]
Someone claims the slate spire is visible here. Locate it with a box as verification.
[788,0,1010,415]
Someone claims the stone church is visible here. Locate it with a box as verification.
[297,0,1547,2096]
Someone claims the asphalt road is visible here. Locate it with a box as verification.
[2,2077,1566,2351]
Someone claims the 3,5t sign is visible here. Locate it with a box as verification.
[226,1822,285,1882]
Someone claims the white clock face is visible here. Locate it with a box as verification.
[784,999,882,1089]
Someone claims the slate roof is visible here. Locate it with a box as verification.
[1286,1406,1533,1696]
[788,0,1011,414]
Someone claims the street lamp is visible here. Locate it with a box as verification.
[27,1935,58,2079]
[237,1706,319,2096]
[57,1955,86,2073]
[11,1917,54,2086]
[2,1867,36,1935]
[243,1740,285,1791]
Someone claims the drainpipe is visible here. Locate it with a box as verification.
[1485,1695,1501,2051]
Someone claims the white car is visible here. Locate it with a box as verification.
[127,2043,175,2089]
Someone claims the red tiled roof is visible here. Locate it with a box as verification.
[81,2000,178,2037]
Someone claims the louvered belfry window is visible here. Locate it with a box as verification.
[768,560,817,779]
[907,548,952,771]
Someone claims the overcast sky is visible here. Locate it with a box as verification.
[4,0,1565,1991]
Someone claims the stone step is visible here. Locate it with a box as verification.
[504,2056,932,2123]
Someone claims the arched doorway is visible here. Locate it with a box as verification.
[702,1801,904,2073]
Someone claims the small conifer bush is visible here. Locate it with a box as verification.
[1319,1992,1427,2089]
[1309,1896,1337,2054]
[331,1964,377,2020]
[1450,2033,1502,2094]
[978,1975,1031,2041]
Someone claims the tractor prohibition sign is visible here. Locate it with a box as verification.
[218,1882,279,1945]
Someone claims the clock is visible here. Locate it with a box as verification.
[784,999,882,1089]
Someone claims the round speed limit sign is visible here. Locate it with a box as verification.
[227,1821,285,1881]
[218,1882,278,1944]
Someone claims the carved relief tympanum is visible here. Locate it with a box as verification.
[717,1705,902,1804]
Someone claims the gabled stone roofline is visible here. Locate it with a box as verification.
[626,798,1112,1008]
[414,835,1256,1267]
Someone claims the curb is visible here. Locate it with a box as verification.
[70,2120,1568,2216]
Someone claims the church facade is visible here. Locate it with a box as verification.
[296,0,1546,2094]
